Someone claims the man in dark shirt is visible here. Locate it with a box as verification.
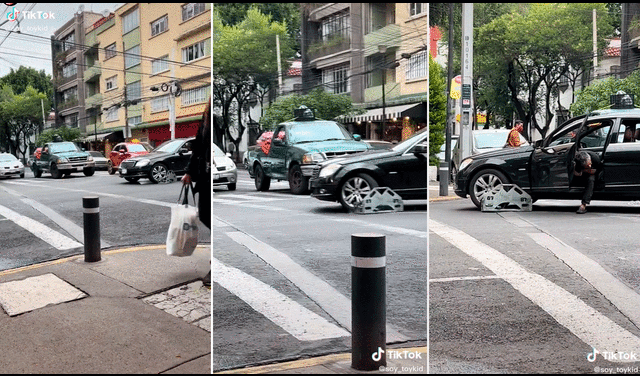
[572,150,603,214]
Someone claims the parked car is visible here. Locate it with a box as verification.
[454,97,640,208]
[0,153,25,179]
[108,141,153,174]
[118,137,195,183]
[451,129,528,181]
[32,140,95,179]
[212,142,237,190]
[310,126,428,211]
[88,151,108,171]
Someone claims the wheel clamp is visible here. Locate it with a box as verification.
[481,184,533,212]
[354,187,404,214]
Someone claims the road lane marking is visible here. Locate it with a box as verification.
[429,219,640,362]
[429,275,506,283]
[528,232,640,330]
[0,204,82,250]
[224,230,410,343]
[210,256,350,341]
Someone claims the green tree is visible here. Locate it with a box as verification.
[570,70,640,115]
[0,66,53,103]
[260,88,363,129]
[429,55,446,166]
[36,126,82,147]
[0,85,50,159]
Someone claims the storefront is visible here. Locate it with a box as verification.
[134,114,203,148]
[340,102,427,142]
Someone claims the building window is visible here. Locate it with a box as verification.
[124,45,141,69]
[409,3,426,17]
[62,60,77,78]
[105,76,117,91]
[128,116,142,127]
[106,107,118,122]
[322,64,349,94]
[182,40,207,63]
[322,11,350,42]
[181,85,210,106]
[151,15,168,37]
[105,43,117,60]
[182,3,206,22]
[62,32,75,51]
[65,114,78,128]
[151,94,170,112]
[406,50,428,80]
[62,86,78,103]
[122,7,139,35]
[126,81,141,101]
[152,55,169,74]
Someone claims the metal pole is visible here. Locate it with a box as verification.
[460,3,474,161]
[83,196,101,262]
[440,3,455,196]
[169,82,176,140]
[276,34,283,96]
[351,233,386,371]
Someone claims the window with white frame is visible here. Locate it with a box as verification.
[152,55,169,74]
[105,76,118,91]
[406,49,428,80]
[182,40,207,63]
[182,3,206,22]
[65,114,78,128]
[124,45,140,69]
[409,3,426,17]
[62,32,75,51]
[151,94,170,112]
[105,43,117,60]
[128,116,142,127]
[126,81,141,101]
[151,15,168,37]
[106,106,119,122]
[321,11,350,42]
[181,85,209,106]
[63,86,77,102]
[62,60,77,78]
[322,64,350,94]
[122,7,139,35]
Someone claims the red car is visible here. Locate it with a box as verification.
[108,141,153,175]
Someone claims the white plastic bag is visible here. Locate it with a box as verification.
[166,184,199,257]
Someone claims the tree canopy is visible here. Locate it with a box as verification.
[429,54,446,166]
[571,70,640,115]
[0,85,50,158]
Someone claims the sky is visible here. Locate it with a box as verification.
[0,3,123,78]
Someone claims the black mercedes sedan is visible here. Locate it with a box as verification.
[310,127,428,211]
[118,137,195,183]
[454,107,640,208]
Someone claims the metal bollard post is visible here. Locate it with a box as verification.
[83,196,101,262]
[351,233,386,371]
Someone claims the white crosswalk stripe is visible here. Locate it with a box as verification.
[0,204,82,250]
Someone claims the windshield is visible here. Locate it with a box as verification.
[390,126,429,152]
[0,154,17,162]
[154,139,184,154]
[288,122,353,144]
[212,143,226,157]
[129,143,151,152]
[89,151,103,157]
[49,143,80,153]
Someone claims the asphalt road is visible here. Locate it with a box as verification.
[429,196,640,373]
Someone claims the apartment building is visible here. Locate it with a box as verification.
[79,3,211,151]
[301,3,428,142]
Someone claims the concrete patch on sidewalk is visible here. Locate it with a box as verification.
[143,281,211,332]
[0,273,87,316]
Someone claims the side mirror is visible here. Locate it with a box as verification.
[179,147,190,154]
[534,139,544,148]
[119,149,126,154]
[272,138,284,146]
[413,144,428,154]
[353,134,362,141]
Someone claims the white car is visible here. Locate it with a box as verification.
[212,143,237,190]
[0,153,25,179]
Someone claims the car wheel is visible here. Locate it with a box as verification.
[50,163,62,179]
[108,161,116,175]
[20,172,24,178]
[254,164,270,191]
[83,167,95,176]
[33,165,42,178]
[469,168,509,208]
[338,173,378,211]
[149,163,169,183]
[288,164,309,195]
[228,183,237,191]
[125,177,139,183]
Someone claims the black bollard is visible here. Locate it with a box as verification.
[351,233,386,371]
[83,196,101,262]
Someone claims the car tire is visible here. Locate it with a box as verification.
[228,183,237,191]
[83,167,95,176]
[108,161,116,175]
[50,163,62,179]
[254,164,270,191]
[469,168,509,208]
[33,166,42,178]
[149,163,169,184]
[338,173,378,211]
[288,164,309,195]
[125,177,139,183]
[20,172,24,178]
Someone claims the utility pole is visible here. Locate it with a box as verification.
[593,9,598,78]
[379,45,387,141]
[122,41,130,140]
[459,3,474,162]
[169,81,176,140]
[276,34,283,96]
[440,2,455,197]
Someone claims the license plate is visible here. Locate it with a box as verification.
[213,174,220,180]
[121,168,127,174]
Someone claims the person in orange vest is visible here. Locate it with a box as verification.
[507,120,524,147]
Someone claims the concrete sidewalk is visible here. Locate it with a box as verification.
[0,244,211,374]
[429,182,460,202]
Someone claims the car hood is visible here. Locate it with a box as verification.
[213,155,235,168]
[126,151,174,162]
[56,151,91,159]
[469,145,534,160]
[0,160,22,168]
[292,140,369,153]
[321,148,397,166]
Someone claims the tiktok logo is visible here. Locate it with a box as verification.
[372,347,385,362]
[587,348,599,362]
[6,6,18,21]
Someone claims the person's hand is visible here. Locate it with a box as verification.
[181,173,192,185]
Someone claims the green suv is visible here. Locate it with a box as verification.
[32,141,96,179]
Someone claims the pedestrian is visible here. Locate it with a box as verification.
[181,99,212,286]
[506,120,524,147]
[572,150,602,214]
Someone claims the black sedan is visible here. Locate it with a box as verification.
[310,127,428,211]
[118,137,195,183]
[454,107,640,208]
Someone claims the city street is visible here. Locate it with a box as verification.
[429,196,640,373]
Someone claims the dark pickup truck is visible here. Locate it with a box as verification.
[32,141,96,179]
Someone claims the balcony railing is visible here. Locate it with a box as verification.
[85,93,102,109]
[84,63,101,82]
[308,35,351,61]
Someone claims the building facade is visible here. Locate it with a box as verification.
[301,3,428,142]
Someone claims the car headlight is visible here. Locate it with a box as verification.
[86,155,93,162]
[302,152,326,164]
[319,163,342,178]
[459,158,473,172]
[136,159,150,167]
[58,156,68,163]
